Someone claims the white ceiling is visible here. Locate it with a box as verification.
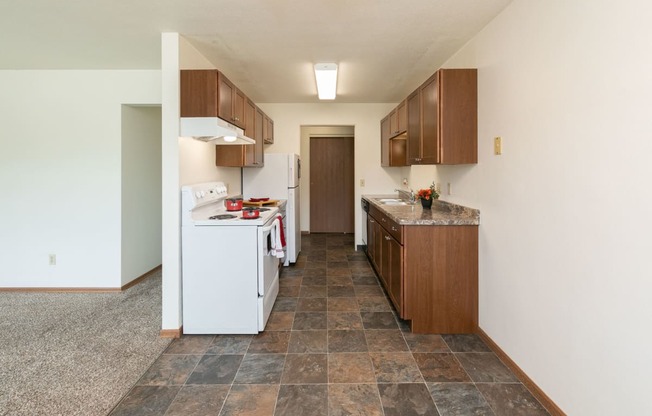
[0,0,512,102]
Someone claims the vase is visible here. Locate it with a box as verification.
[420,198,433,209]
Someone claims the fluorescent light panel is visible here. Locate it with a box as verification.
[314,63,338,100]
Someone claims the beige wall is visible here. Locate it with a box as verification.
[121,105,162,285]
[0,70,161,288]
[429,0,652,414]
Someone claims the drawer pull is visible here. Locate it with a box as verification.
[384,235,391,240]
[391,226,398,231]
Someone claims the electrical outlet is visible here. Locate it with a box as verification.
[494,137,503,155]
[435,183,441,193]
[360,179,365,187]
[402,178,408,186]
[49,254,56,266]
[447,183,452,195]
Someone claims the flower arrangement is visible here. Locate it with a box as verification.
[416,182,439,201]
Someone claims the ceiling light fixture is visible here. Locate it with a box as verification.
[314,63,338,100]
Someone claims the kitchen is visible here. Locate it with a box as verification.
[1,1,651,415]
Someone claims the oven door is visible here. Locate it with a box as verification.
[257,219,280,330]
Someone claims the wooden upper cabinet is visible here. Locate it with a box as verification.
[438,69,477,164]
[263,114,274,144]
[406,89,421,164]
[419,73,440,164]
[407,68,477,165]
[388,100,407,137]
[180,69,246,130]
[216,99,264,167]
[253,106,264,166]
[180,70,219,117]
[380,116,390,167]
[217,72,245,129]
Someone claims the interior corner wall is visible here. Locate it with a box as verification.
[258,103,401,243]
[0,70,160,288]
[436,0,652,414]
[121,105,162,285]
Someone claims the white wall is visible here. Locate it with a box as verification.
[121,105,162,285]
[0,70,160,288]
[259,103,403,239]
[425,0,652,414]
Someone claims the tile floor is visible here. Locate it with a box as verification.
[110,233,550,416]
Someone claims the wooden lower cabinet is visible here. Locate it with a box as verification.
[367,205,478,333]
[403,225,478,333]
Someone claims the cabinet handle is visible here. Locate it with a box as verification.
[369,219,375,223]
[385,235,391,240]
[381,218,386,223]
[391,226,398,231]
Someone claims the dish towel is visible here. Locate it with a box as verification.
[276,215,286,247]
[270,217,285,259]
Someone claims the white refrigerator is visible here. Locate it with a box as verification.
[243,153,301,265]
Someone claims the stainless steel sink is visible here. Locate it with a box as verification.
[378,199,409,206]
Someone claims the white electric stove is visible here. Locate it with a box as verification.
[181,182,281,334]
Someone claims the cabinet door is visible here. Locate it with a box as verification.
[373,220,384,276]
[253,106,265,166]
[397,100,407,134]
[439,69,478,164]
[180,70,218,117]
[367,215,377,267]
[389,237,403,314]
[263,114,274,144]
[420,73,440,164]
[268,118,274,144]
[389,109,399,136]
[380,229,391,290]
[407,89,421,164]
[217,73,235,123]
[380,116,390,167]
[233,88,246,129]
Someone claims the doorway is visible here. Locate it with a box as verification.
[310,136,354,233]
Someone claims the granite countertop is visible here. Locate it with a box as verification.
[363,194,480,226]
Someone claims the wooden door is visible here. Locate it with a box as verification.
[310,137,354,233]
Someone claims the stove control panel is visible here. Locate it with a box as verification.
[182,182,228,210]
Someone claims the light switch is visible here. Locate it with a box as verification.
[494,137,503,155]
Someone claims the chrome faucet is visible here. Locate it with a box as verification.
[394,188,416,204]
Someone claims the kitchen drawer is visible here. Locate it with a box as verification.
[370,205,403,245]
[382,215,403,244]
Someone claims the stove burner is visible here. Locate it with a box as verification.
[209,214,237,220]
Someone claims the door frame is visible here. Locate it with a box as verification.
[299,126,355,234]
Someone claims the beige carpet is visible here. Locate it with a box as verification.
[0,271,171,416]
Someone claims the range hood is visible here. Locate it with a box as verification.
[180,117,255,145]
